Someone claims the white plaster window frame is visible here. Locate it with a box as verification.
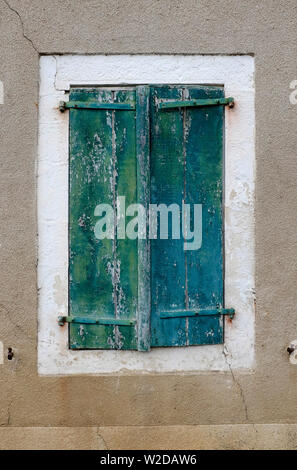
[38,54,255,375]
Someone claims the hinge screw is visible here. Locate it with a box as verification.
[58,315,66,326]
[59,101,66,112]
[7,347,14,360]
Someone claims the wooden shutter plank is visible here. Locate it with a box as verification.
[69,88,114,349]
[150,86,188,347]
[69,88,138,349]
[113,89,138,349]
[136,86,151,351]
[185,86,224,345]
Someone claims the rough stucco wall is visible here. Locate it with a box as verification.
[0,0,297,433]
[2,425,297,450]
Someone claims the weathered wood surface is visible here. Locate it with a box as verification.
[150,85,224,347]
[69,85,224,350]
[136,86,151,351]
[69,88,137,349]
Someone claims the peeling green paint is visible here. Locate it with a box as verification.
[69,85,225,350]
[69,88,137,349]
[150,85,224,347]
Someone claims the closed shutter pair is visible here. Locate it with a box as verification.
[59,85,234,350]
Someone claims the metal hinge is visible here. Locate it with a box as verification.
[158,97,234,110]
[160,307,235,319]
[58,315,136,326]
[59,101,135,112]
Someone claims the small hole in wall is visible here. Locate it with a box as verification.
[7,347,14,360]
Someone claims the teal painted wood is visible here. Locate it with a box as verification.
[150,86,187,346]
[112,89,138,349]
[158,97,233,109]
[186,86,224,345]
[69,88,138,349]
[61,100,135,111]
[160,308,234,319]
[150,85,224,347]
[59,316,136,326]
[136,86,151,351]
[68,85,225,350]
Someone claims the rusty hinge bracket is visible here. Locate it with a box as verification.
[58,315,136,326]
[59,101,135,112]
[160,307,235,319]
[158,97,234,110]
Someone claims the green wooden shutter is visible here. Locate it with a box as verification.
[69,87,139,349]
[150,85,224,347]
[67,85,228,350]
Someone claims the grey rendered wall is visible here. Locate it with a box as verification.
[0,0,297,448]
